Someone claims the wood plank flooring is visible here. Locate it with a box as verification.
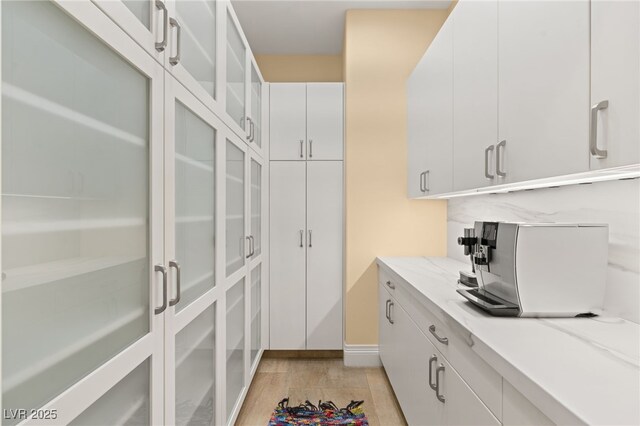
[236,357,407,426]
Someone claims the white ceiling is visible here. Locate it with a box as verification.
[231,0,452,55]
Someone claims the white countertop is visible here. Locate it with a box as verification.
[376,256,640,426]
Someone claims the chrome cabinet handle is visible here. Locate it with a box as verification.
[169,18,181,65]
[154,265,168,315]
[428,354,438,390]
[590,100,609,159]
[299,140,304,158]
[250,120,255,142]
[249,235,255,257]
[155,0,168,52]
[309,139,313,158]
[424,170,430,192]
[168,260,181,307]
[308,230,312,247]
[435,364,446,402]
[385,299,391,321]
[245,236,252,258]
[299,230,304,248]
[484,145,495,179]
[246,117,252,141]
[385,280,395,290]
[496,140,506,177]
[429,325,449,345]
[419,171,425,192]
[388,301,394,324]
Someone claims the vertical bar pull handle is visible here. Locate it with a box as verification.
[308,230,312,247]
[309,139,313,158]
[424,170,430,192]
[299,140,304,158]
[590,100,608,159]
[245,236,252,259]
[169,18,181,65]
[419,171,425,192]
[385,299,391,321]
[155,0,168,52]
[484,145,495,179]
[154,265,168,315]
[168,260,181,307]
[429,355,438,390]
[250,120,255,142]
[388,302,394,324]
[436,364,446,402]
[496,140,507,177]
[246,117,252,141]
[299,230,304,248]
[249,236,255,257]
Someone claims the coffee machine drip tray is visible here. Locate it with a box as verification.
[457,288,520,317]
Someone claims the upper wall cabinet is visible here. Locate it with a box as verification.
[407,0,640,198]
[590,0,640,169]
[498,0,590,183]
[271,83,344,161]
[452,0,498,192]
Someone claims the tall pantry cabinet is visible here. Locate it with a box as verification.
[269,83,344,350]
[0,1,267,425]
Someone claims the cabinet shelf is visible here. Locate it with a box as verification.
[114,395,146,425]
[2,217,145,236]
[2,255,145,293]
[4,307,146,392]
[176,152,214,173]
[226,173,243,184]
[181,271,215,295]
[176,216,214,224]
[3,82,146,149]
[225,256,244,271]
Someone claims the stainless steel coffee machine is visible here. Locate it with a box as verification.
[457,221,608,317]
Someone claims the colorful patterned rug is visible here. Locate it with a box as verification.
[268,398,369,425]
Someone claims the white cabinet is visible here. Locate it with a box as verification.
[271,83,344,161]
[306,161,344,349]
[590,0,640,169]
[406,19,453,196]
[1,2,267,424]
[498,0,590,182]
[378,280,499,426]
[452,0,499,191]
[269,161,343,350]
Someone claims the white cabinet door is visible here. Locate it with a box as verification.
[388,298,444,426]
[248,61,265,156]
[225,7,248,139]
[407,56,430,198]
[307,84,344,161]
[590,0,640,169]
[1,1,163,423]
[453,0,499,191]
[269,162,306,349]
[379,284,394,371]
[423,19,454,195]
[498,0,590,182]
[306,161,343,349]
[438,355,500,426]
[270,84,307,160]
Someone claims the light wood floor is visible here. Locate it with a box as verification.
[236,356,407,426]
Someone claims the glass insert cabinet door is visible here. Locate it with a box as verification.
[1,1,163,424]
[225,139,246,277]
[250,64,262,148]
[226,278,245,422]
[250,264,262,367]
[171,0,217,98]
[225,11,246,132]
[250,157,262,259]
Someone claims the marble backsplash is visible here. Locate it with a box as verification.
[447,178,640,323]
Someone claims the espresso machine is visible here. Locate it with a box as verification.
[456,227,478,287]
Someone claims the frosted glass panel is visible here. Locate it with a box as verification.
[70,359,150,426]
[225,141,245,276]
[175,102,215,311]
[123,0,151,29]
[250,159,261,258]
[226,279,245,421]
[251,265,261,365]
[175,305,215,426]
[250,65,262,148]
[176,0,216,98]
[226,13,246,129]
[1,1,150,419]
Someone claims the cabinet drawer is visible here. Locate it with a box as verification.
[378,266,398,295]
[383,267,503,420]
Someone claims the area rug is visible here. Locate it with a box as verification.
[268,398,369,425]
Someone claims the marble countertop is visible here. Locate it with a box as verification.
[376,256,640,426]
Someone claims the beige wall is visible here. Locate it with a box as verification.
[344,10,449,345]
[255,55,343,82]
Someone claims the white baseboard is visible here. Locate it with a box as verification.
[343,344,381,367]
